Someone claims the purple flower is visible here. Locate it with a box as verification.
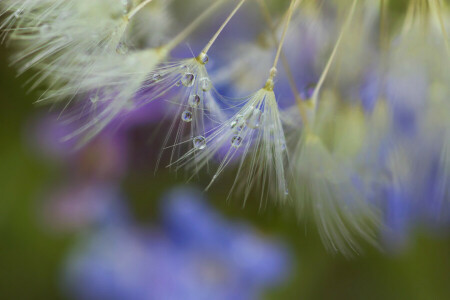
[63,187,292,299]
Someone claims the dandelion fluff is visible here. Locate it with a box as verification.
[172,82,288,204]
[59,48,166,144]
[142,55,231,167]
[2,0,151,95]
[291,93,380,255]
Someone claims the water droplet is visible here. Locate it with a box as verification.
[284,188,289,196]
[231,115,246,133]
[198,53,209,64]
[270,67,278,78]
[231,135,243,148]
[14,9,24,19]
[116,42,129,55]
[181,111,193,122]
[199,77,212,92]
[90,95,99,104]
[247,109,263,129]
[152,73,162,82]
[189,94,202,108]
[181,72,195,87]
[121,0,132,15]
[193,136,206,150]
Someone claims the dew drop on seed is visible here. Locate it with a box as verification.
[231,135,243,148]
[181,73,195,87]
[122,0,132,14]
[198,53,209,64]
[14,9,23,19]
[90,95,99,104]
[189,94,202,108]
[152,73,162,82]
[247,109,263,129]
[231,115,245,133]
[181,111,193,122]
[193,136,206,150]
[199,77,212,92]
[116,42,129,55]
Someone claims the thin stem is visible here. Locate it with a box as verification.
[270,0,298,72]
[201,0,247,55]
[311,0,359,108]
[127,0,154,20]
[258,0,300,91]
[165,0,228,52]
[257,0,309,125]
[379,0,388,51]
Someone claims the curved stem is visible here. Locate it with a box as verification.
[270,0,298,72]
[127,0,154,20]
[257,0,309,125]
[201,0,247,55]
[311,0,359,108]
[379,0,388,51]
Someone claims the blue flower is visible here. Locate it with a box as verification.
[63,187,291,300]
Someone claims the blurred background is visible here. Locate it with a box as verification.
[1,44,450,300]
[1,1,450,299]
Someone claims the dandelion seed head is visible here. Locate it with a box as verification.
[172,87,289,203]
[3,0,450,257]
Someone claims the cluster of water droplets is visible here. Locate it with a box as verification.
[228,106,264,149]
[174,54,215,150]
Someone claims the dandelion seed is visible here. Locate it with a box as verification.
[3,0,146,76]
[141,55,232,168]
[290,95,380,256]
[142,0,248,166]
[170,0,293,203]
[4,0,227,144]
[173,87,289,203]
